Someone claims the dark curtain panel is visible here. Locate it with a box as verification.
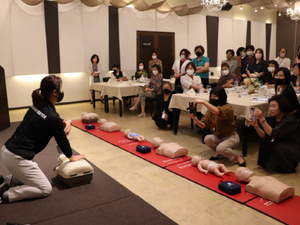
[0,66,10,131]
[246,21,251,47]
[109,6,120,69]
[44,1,60,74]
[206,16,219,67]
[265,24,272,61]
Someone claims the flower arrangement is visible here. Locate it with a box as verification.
[243,77,261,92]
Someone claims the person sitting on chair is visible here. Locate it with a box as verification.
[130,64,163,118]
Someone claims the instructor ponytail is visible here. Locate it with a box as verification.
[32,75,62,109]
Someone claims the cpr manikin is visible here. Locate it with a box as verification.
[235,167,294,203]
[81,112,98,123]
[191,155,229,177]
[124,129,146,142]
[99,119,121,132]
[152,137,188,158]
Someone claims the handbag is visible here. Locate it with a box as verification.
[218,180,241,195]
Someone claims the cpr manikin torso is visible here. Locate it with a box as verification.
[99,119,121,132]
[235,167,294,203]
[152,137,188,158]
[124,129,145,142]
[191,155,229,177]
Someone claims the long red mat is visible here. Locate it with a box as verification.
[246,195,300,225]
[72,120,134,145]
[73,119,300,224]
[166,160,256,203]
[118,141,191,168]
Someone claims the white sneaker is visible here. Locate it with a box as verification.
[137,113,146,118]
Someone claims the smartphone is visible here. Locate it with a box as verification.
[250,107,256,122]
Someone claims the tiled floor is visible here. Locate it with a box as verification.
[9,99,298,225]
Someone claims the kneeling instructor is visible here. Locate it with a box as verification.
[0,75,85,204]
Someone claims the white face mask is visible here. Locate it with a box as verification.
[255,53,262,59]
[186,69,194,75]
[241,52,246,58]
[268,67,275,72]
[222,70,229,75]
[152,70,158,75]
[139,66,144,70]
[152,55,157,59]
[247,51,253,56]
[180,55,186,60]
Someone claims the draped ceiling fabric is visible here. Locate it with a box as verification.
[20,0,294,15]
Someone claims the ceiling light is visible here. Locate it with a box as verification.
[240,5,243,10]
[275,4,277,7]
[254,9,257,12]
[278,11,281,16]
[287,1,300,20]
[261,6,264,9]
[201,0,228,12]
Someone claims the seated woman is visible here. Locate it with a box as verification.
[152,81,173,129]
[180,62,206,93]
[110,63,128,81]
[246,48,267,82]
[291,63,300,88]
[217,62,237,88]
[130,64,163,117]
[263,60,279,88]
[135,62,148,79]
[189,86,245,166]
[274,67,300,119]
[250,95,300,173]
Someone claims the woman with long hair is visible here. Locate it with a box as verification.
[0,75,85,204]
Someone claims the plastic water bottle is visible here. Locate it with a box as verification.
[234,79,239,91]
[258,85,263,97]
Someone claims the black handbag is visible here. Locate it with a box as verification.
[218,180,241,195]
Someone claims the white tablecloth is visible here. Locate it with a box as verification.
[91,79,175,101]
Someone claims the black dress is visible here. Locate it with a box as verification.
[257,114,300,173]
[276,84,300,118]
[152,94,173,128]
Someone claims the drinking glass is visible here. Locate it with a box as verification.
[206,85,212,92]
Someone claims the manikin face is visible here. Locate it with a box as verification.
[235,167,254,182]
[269,100,281,117]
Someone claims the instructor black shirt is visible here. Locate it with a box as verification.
[5,102,72,160]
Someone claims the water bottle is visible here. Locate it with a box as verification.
[258,85,263,97]
[234,79,239,92]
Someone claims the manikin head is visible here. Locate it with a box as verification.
[152,137,164,148]
[99,118,107,125]
[124,129,131,135]
[191,155,202,166]
[235,167,254,183]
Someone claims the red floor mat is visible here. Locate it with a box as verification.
[166,160,257,203]
[119,141,191,168]
[72,119,134,145]
[246,195,300,225]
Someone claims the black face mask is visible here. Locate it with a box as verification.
[196,52,203,57]
[113,70,117,74]
[209,98,220,106]
[163,89,171,94]
[57,91,64,102]
[275,78,285,85]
